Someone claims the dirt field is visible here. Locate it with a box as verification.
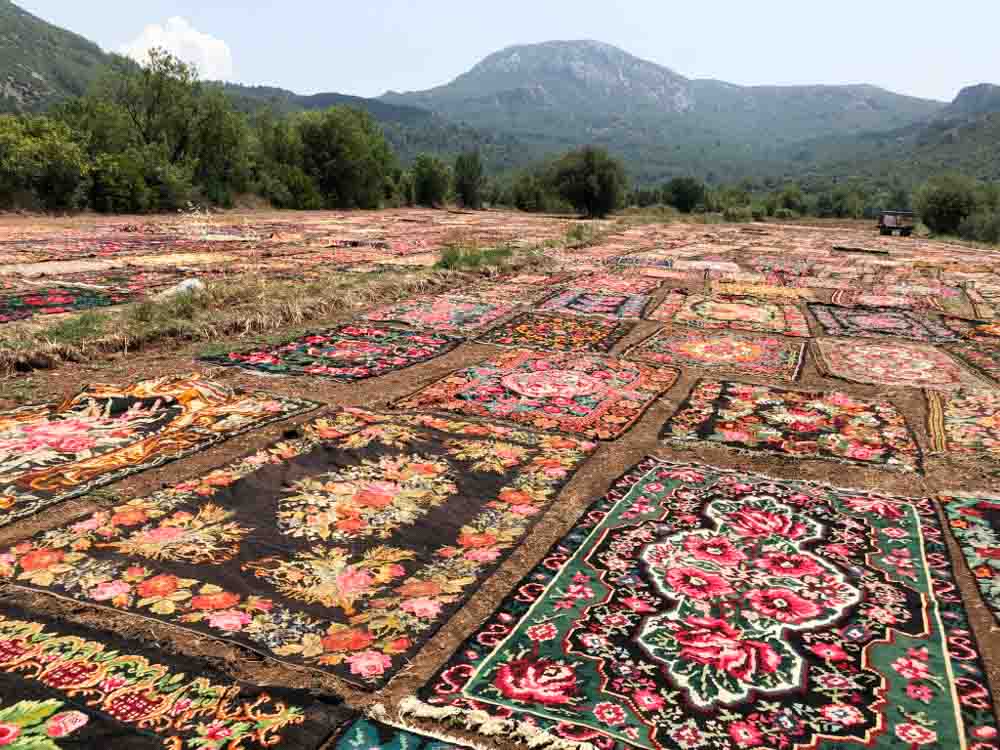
[1,208,999,748]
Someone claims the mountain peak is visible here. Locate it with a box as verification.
[942,83,1000,118]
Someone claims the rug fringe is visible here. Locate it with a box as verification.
[395,697,597,750]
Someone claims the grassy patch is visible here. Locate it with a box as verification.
[436,243,515,271]
[41,311,109,345]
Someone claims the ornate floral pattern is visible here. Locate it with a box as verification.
[927,389,1000,460]
[537,290,651,320]
[0,603,346,749]
[333,718,470,749]
[0,374,317,527]
[809,304,958,342]
[408,459,1000,750]
[650,293,812,337]
[0,287,133,324]
[814,338,979,389]
[395,349,679,440]
[627,327,805,381]
[199,325,460,379]
[949,342,1000,385]
[0,409,594,689]
[663,380,922,472]
[944,495,1000,625]
[568,273,662,295]
[363,295,516,335]
[476,313,634,353]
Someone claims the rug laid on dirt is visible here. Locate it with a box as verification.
[395,350,678,440]
[333,717,473,749]
[504,272,575,286]
[943,494,1000,624]
[404,459,997,750]
[0,602,351,750]
[536,290,651,320]
[710,282,817,301]
[650,293,812,337]
[476,313,634,353]
[0,409,594,689]
[663,380,921,472]
[363,295,516,336]
[627,327,805,381]
[949,342,1000,384]
[809,304,957,342]
[0,374,317,527]
[0,286,133,323]
[567,273,662,295]
[927,388,1000,461]
[813,338,980,389]
[199,324,461,379]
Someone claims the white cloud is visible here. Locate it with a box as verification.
[119,17,234,81]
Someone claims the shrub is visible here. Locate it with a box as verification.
[663,177,706,213]
[412,154,451,207]
[958,211,1000,245]
[915,174,978,234]
[454,150,484,209]
[723,206,754,222]
[773,208,797,220]
[91,152,151,213]
[550,146,627,218]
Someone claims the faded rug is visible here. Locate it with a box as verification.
[814,338,980,389]
[395,349,678,440]
[949,342,1000,384]
[405,459,997,750]
[927,389,1000,461]
[568,273,662,295]
[650,293,812,337]
[663,380,921,472]
[0,374,317,527]
[363,295,516,336]
[0,602,350,749]
[199,324,460,380]
[476,313,634,353]
[0,409,594,689]
[627,327,805,381]
[809,304,957,342]
[537,290,651,320]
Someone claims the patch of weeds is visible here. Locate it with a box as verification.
[565,223,597,244]
[0,375,42,403]
[42,311,109,345]
[436,243,514,271]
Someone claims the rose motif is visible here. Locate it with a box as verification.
[494,656,579,706]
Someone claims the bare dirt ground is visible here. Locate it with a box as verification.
[1,208,999,747]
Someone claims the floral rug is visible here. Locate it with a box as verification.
[809,304,958,342]
[0,409,594,689]
[395,350,678,440]
[0,374,317,527]
[333,718,472,749]
[650,293,812,337]
[949,342,1000,384]
[504,272,576,286]
[476,313,634,353]
[814,338,981,389]
[363,295,516,336]
[927,389,1000,461]
[943,495,1000,625]
[0,287,133,324]
[710,282,817,300]
[568,273,662,295]
[0,602,350,749]
[405,459,997,750]
[536,290,651,320]
[627,328,805,381]
[663,380,922,472]
[199,325,460,379]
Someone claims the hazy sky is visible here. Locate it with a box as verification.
[18,0,999,102]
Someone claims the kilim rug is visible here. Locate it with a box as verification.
[403,459,998,750]
[476,313,634,353]
[627,327,805,381]
[943,494,1000,625]
[949,342,1000,384]
[710,282,817,301]
[0,374,317,527]
[333,717,473,749]
[927,389,1000,461]
[636,268,702,281]
[199,324,460,379]
[363,295,516,336]
[809,304,957,342]
[395,350,678,440]
[568,273,662,295]
[813,338,981,389]
[0,287,133,324]
[504,273,575,286]
[0,602,350,749]
[663,380,922,472]
[537,290,651,320]
[0,409,594,689]
[650,292,812,338]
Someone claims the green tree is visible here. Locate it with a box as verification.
[663,176,706,213]
[551,146,626,218]
[454,150,484,209]
[412,154,451,207]
[915,174,978,234]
